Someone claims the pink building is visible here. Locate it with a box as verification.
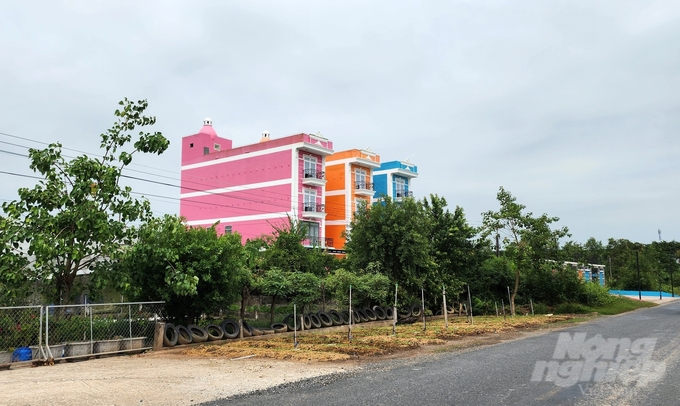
[180,119,334,246]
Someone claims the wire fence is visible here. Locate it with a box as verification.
[0,301,164,365]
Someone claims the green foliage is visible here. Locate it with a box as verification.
[1,99,169,304]
[325,268,391,307]
[104,215,248,324]
[555,303,591,314]
[577,282,614,307]
[481,187,569,315]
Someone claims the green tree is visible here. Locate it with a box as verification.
[325,268,391,308]
[345,196,432,304]
[1,99,169,304]
[481,187,569,315]
[256,268,293,324]
[423,195,480,306]
[106,215,247,323]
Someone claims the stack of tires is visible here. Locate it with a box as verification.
[162,304,421,347]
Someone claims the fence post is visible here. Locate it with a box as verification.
[467,284,474,325]
[89,303,93,354]
[392,284,398,336]
[153,322,165,351]
[495,301,498,317]
[502,299,506,322]
[128,305,132,339]
[443,285,448,329]
[530,299,534,316]
[293,304,298,349]
[348,285,352,342]
[45,306,53,359]
[421,287,426,331]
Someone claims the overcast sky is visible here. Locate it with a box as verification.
[1,0,679,245]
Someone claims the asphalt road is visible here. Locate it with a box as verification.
[204,301,680,406]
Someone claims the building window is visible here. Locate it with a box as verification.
[203,146,210,155]
[214,143,221,151]
[395,177,407,197]
[303,155,318,178]
[304,221,320,246]
[303,188,317,212]
[354,198,367,214]
[355,168,367,189]
[190,143,194,148]
[224,225,232,234]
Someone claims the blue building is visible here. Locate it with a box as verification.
[372,160,418,201]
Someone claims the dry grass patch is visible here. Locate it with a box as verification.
[182,315,572,362]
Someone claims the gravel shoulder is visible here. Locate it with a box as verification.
[0,353,353,406]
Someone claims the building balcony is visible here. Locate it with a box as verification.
[302,237,334,248]
[302,169,327,186]
[302,203,326,219]
[354,181,374,196]
[395,190,413,201]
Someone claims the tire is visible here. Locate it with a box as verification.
[340,310,351,325]
[363,308,377,321]
[356,309,369,322]
[282,314,301,331]
[384,307,394,320]
[243,322,261,336]
[271,322,288,333]
[187,324,209,343]
[398,308,412,319]
[261,328,275,335]
[303,315,312,330]
[372,306,387,320]
[411,304,422,318]
[308,313,321,329]
[221,319,240,339]
[163,323,178,347]
[242,322,253,337]
[176,325,193,345]
[205,324,224,341]
[328,310,344,326]
[446,305,455,314]
[317,312,333,327]
[351,310,361,324]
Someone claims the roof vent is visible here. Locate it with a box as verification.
[259,131,271,143]
[203,117,212,126]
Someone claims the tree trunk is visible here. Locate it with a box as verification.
[239,285,248,339]
[511,268,520,316]
[269,294,277,325]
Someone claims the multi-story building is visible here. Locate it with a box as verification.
[180,118,334,247]
[372,160,418,201]
[324,149,381,250]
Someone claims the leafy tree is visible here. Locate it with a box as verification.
[0,216,34,305]
[289,272,321,313]
[325,268,391,308]
[105,215,247,323]
[1,99,169,304]
[423,195,481,306]
[481,187,569,315]
[345,196,432,304]
[256,268,293,324]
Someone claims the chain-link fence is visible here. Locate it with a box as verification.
[0,305,44,364]
[0,302,164,366]
[46,302,165,360]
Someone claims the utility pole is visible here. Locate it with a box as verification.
[636,250,642,301]
[608,256,612,284]
[659,229,663,300]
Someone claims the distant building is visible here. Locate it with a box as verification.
[180,118,334,247]
[564,261,606,286]
[324,148,381,251]
[372,160,418,201]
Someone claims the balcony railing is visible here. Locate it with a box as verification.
[303,203,325,213]
[355,181,373,190]
[302,237,333,247]
[304,169,325,180]
[395,190,413,198]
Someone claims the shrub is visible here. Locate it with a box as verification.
[555,303,591,314]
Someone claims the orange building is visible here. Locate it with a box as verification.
[324,149,381,252]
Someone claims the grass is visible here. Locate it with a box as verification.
[555,296,656,316]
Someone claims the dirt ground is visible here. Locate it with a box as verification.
[0,353,353,406]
